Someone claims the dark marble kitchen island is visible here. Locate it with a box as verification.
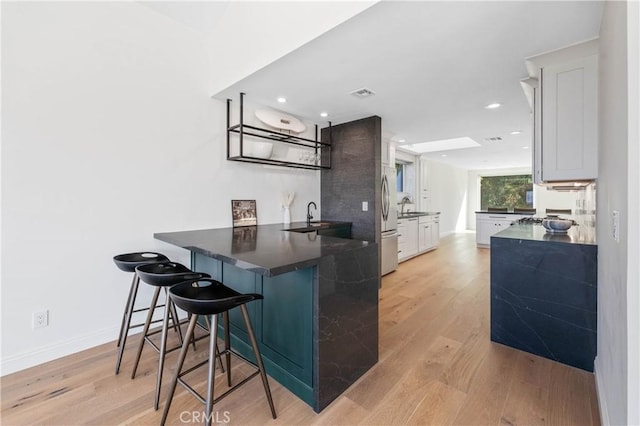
[154,223,378,412]
[490,224,597,371]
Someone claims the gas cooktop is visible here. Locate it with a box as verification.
[517,217,544,224]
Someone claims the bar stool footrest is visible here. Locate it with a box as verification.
[176,348,261,405]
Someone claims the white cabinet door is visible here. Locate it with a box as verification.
[404,218,419,258]
[418,158,430,212]
[476,214,523,247]
[476,219,494,246]
[419,221,432,252]
[540,55,598,181]
[381,139,396,167]
[418,215,439,252]
[398,219,409,261]
[431,216,440,248]
[382,139,390,166]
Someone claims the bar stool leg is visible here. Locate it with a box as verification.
[164,288,185,346]
[205,314,219,426]
[161,315,198,426]
[131,286,161,379]
[154,295,172,410]
[203,316,225,373]
[115,275,141,374]
[117,273,138,348]
[224,311,231,386]
[240,305,277,419]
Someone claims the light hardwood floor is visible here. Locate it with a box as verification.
[1,232,600,425]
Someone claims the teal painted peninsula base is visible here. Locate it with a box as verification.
[155,224,379,412]
[192,253,315,405]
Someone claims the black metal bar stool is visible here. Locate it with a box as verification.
[161,278,277,426]
[113,252,172,375]
[131,262,224,411]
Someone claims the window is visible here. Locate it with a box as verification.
[396,162,404,193]
[396,161,415,196]
[480,174,533,210]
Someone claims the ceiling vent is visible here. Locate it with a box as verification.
[350,87,376,98]
[484,136,503,142]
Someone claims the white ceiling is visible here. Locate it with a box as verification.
[140,1,229,33]
[214,1,604,171]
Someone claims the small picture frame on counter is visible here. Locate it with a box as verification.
[231,200,257,227]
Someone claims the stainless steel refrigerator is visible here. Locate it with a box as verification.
[381,166,398,275]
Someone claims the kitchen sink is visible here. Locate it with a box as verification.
[308,221,332,227]
[287,221,332,233]
[399,212,428,217]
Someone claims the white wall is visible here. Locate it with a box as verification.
[595,1,640,425]
[626,3,640,423]
[0,2,327,374]
[423,159,468,235]
[466,167,581,230]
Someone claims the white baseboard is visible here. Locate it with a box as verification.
[0,325,118,377]
[594,356,610,426]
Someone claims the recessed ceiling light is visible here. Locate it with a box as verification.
[484,103,501,109]
[522,146,529,150]
[441,154,448,157]
[399,139,406,143]
[510,130,522,135]
[320,112,328,118]
[277,97,287,103]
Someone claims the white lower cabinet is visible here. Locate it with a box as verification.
[476,214,525,247]
[418,215,439,252]
[398,218,418,261]
[399,215,439,263]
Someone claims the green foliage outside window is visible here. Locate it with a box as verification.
[480,175,533,210]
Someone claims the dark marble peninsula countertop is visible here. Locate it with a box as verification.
[492,223,596,245]
[154,222,367,277]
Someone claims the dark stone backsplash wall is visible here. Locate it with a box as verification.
[320,116,381,244]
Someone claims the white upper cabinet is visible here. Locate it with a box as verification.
[418,157,430,212]
[539,54,598,182]
[525,40,599,184]
[381,132,396,167]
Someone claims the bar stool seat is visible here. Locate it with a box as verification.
[112,251,170,375]
[131,262,221,411]
[161,278,277,426]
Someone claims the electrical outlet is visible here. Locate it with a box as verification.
[33,310,49,329]
[362,201,368,211]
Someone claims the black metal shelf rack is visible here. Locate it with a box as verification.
[226,93,331,170]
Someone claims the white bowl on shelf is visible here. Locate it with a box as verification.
[246,141,273,159]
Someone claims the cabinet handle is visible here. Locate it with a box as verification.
[409,218,418,221]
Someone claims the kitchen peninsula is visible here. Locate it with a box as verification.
[154,222,378,412]
[490,224,597,371]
